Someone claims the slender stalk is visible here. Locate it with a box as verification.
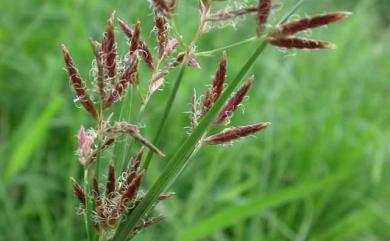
[142,62,187,170]
[196,37,257,57]
[84,170,96,241]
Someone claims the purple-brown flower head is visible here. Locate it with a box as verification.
[118,18,155,70]
[267,11,351,50]
[214,78,253,125]
[203,51,227,114]
[62,45,98,120]
[155,13,169,58]
[204,122,271,145]
[271,12,352,37]
[105,12,117,82]
[70,177,86,206]
[269,37,336,49]
[257,0,272,36]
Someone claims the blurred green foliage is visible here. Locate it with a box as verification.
[0,0,389,241]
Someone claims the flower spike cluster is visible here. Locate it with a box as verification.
[71,148,174,236]
[265,11,352,49]
[62,1,351,240]
[191,52,270,145]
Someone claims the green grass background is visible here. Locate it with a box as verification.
[0,0,389,240]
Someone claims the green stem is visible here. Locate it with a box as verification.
[196,37,257,57]
[84,169,96,241]
[142,62,187,170]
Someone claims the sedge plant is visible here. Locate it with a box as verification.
[61,0,351,240]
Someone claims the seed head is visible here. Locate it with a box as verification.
[61,45,98,119]
[105,12,117,82]
[269,37,336,49]
[133,216,164,234]
[70,177,86,206]
[155,14,168,58]
[205,122,271,145]
[203,51,227,114]
[205,6,258,22]
[214,78,253,125]
[105,161,116,198]
[257,0,272,36]
[271,12,352,37]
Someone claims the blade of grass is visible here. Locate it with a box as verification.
[182,172,349,241]
[5,95,63,183]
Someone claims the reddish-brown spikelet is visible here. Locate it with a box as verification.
[118,18,154,70]
[104,53,138,108]
[120,171,144,209]
[70,177,86,206]
[93,177,106,219]
[100,32,108,63]
[105,162,116,198]
[205,122,271,145]
[272,12,352,37]
[170,52,186,68]
[203,51,227,114]
[206,6,258,22]
[133,216,164,233]
[130,21,141,54]
[155,14,168,58]
[90,40,105,100]
[269,37,336,49]
[257,0,272,35]
[152,0,169,14]
[158,192,175,201]
[133,147,145,171]
[120,170,137,193]
[213,78,253,125]
[61,45,98,120]
[106,12,117,82]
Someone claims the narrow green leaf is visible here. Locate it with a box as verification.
[182,172,349,241]
[5,96,63,182]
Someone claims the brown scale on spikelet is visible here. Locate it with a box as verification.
[93,177,107,220]
[155,13,169,58]
[118,18,155,70]
[269,37,336,49]
[70,177,86,206]
[204,123,271,145]
[267,12,351,50]
[152,0,177,17]
[203,51,227,114]
[205,6,258,22]
[104,53,139,108]
[105,12,117,84]
[132,216,164,234]
[62,45,98,120]
[257,0,272,36]
[105,162,116,199]
[271,12,352,37]
[90,40,106,100]
[213,78,253,125]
